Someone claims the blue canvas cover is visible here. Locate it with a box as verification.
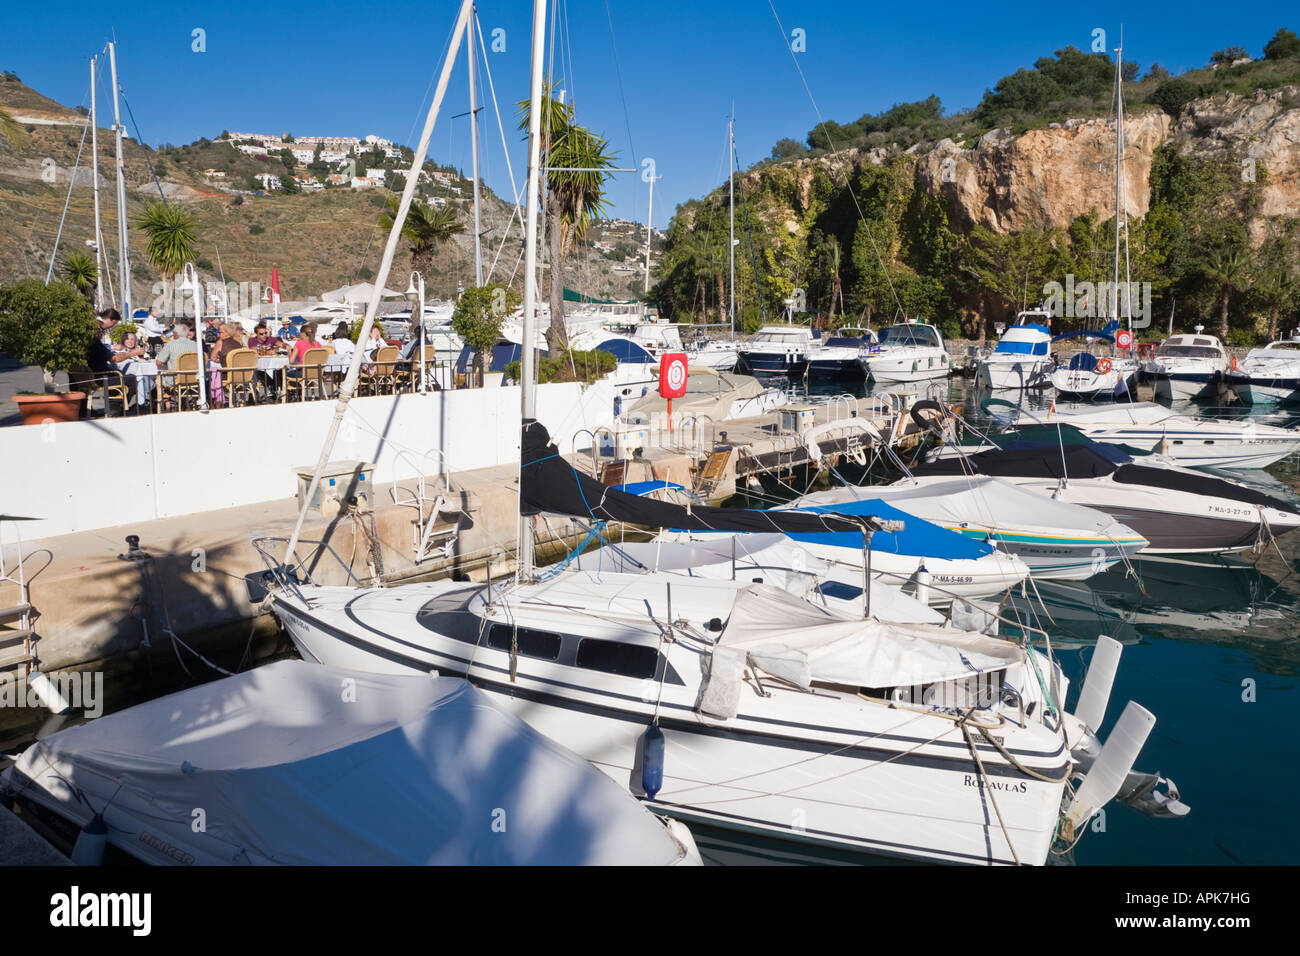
[784,498,995,559]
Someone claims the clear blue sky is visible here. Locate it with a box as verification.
[3,1,1294,227]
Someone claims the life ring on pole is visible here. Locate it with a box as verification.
[1096,357,1113,374]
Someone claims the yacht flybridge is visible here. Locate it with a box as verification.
[977,310,1054,390]
[739,324,814,376]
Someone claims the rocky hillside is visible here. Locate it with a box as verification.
[655,39,1300,345]
[0,72,643,309]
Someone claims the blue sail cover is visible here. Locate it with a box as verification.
[785,498,995,559]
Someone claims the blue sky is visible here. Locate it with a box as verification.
[3,1,1294,227]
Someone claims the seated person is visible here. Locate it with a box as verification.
[330,322,355,363]
[110,331,151,410]
[277,317,297,342]
[247,323,278,353]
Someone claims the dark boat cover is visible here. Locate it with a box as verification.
[521,420,870,534]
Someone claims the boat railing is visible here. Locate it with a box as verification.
[677,415,715,455]
[825,394,857,424]
[251,535,364,603]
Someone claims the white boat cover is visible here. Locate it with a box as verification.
[802,475,1135,539]
[710,584,1022,697]
[584,533,945,626]
[4,662,691,866]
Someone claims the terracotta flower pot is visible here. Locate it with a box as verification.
[12,392,86,426]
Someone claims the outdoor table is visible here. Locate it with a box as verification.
[256,354,290,403]
[119,359,158,409]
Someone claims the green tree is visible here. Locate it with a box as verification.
[133,200,198,276]
[518,82,617,351]
[61,250,99,300]
[770,138,806,162]
[279,147,296,171]
[1264,28,1300,60]
[1210,46,1250,66]
[451,284,520,379]
[0,279,99,391]
[378,195,464,275]
[1201,242,1249,339]
[281,174,300,195]
[1151,78,1200,115]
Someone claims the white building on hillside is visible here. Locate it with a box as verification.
[255,173,282,190]
[351,176,382,189]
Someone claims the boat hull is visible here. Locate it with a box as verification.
[978,359,1053,390]
[272,589,1068,866]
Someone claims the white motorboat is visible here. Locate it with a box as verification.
[1144,330,1230,402]
[1032,401,1300,469]
[1226,335,1300,405]
[914,433,1300,553]
[793,476,1148,581]
[739,324,814,376]
[808,327,874,377]
[859,321,951,383]
[1,661,701,865]
[977,311,1054,390]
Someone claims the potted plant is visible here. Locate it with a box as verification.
[0,278,99,424]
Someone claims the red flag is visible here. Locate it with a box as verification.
[270,267,281,304]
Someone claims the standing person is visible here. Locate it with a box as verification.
[96,308,121,345]
[140,307,169,351]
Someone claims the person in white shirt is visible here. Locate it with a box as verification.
[140,307,169,348]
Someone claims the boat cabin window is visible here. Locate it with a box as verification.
[575,638,661,679]
[877,325,940,348]
[486,624,563,662]
[1156,345,1221,358]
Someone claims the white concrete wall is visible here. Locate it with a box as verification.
[1,382,616,541]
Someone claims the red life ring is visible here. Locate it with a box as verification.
[1096,357,1113,374]
[1231,355,1239,371]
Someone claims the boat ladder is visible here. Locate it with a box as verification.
[0,519,35,677]
[694,446,735,500]
[389,450,463,566]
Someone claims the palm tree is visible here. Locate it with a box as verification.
[1256,263,1299,341]
[61,250,99,301]
[1202,245,1249,341]
[824,237,844,325]
[133,200,198,276]
[518,84,617,351]
[378,196,464,276]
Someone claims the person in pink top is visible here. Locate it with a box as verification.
[292,322,319,365]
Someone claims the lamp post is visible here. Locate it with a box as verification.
[182,262,208,411]
[405,271,426,393]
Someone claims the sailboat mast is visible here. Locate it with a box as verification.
[643,172,654,296]
[728,115,735,335]
[90,56,103,312]
[108,42,131,319]
[517,0,547,583]
[1119,32,1133,330]
[1112,38,1123,326]
[469,1,483,287]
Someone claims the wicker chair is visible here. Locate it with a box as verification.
[67,364,128,417]
[368,345,401,395]
[221,348,260,407]
[159,351,202,411]
[289,347,330,401]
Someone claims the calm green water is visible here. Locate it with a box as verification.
[711,370,1300,865]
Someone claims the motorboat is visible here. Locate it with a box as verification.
[1,661,701,865]
[1226,335,1300,405]
[1048,329,1138,399]
[912,433,1300,554]
[792,475,1149,581]
[1143,329,1230,402]
[859,321,950,383]
[977,310,1054,390]
[1031,402,1300,469]
[808,327,874,377]
[623,366,787,425]
[738,324,814,376]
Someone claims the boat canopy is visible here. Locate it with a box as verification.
[1051,329,1115,344]
[4,662,690,865]
[521,420,869,536]
[705,585,1020,699]
[1068,352,1100,371]
[593,338,654,364]
[878,324,942,348]
[994,325,1051,355]
[785,498,995,560]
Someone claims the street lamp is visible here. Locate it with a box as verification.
[405,271,426,393]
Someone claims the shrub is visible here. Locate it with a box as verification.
[0,279,99,390]
[1152,78,1200,115]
